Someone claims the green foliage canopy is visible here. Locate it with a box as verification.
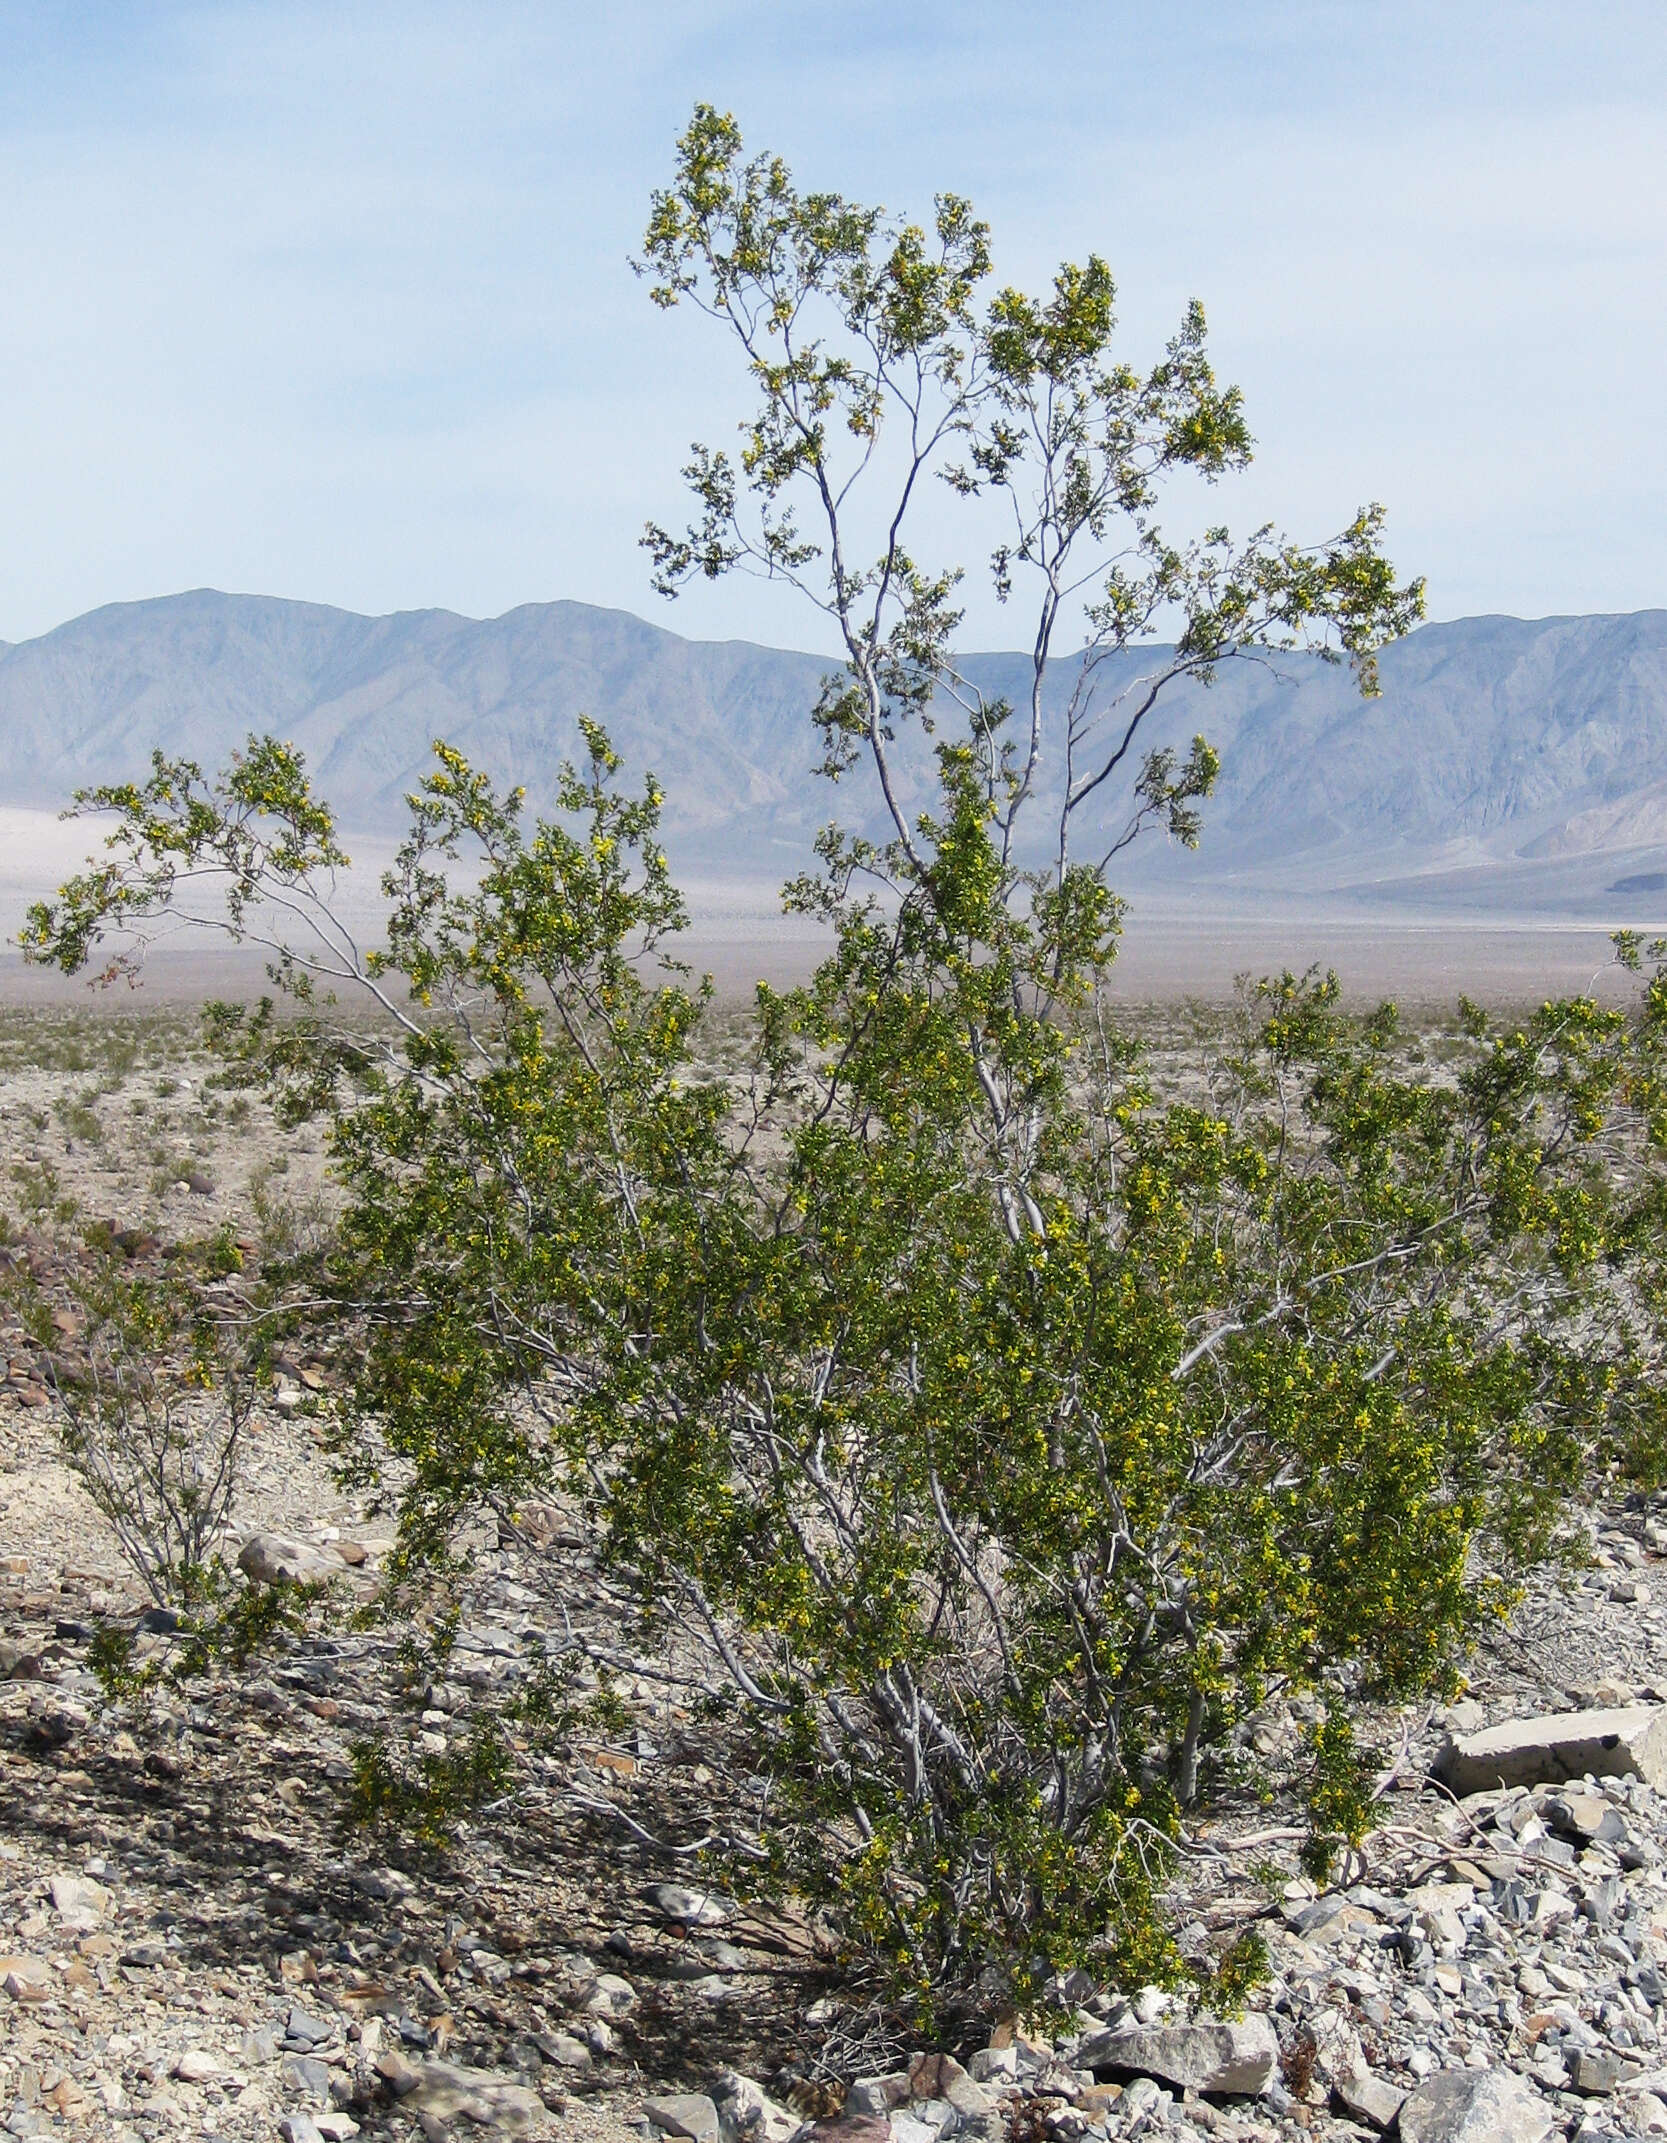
[21,110,1667,2029]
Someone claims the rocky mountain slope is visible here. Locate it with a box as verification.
[2,594,1666,902]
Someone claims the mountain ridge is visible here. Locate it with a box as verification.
[3,590,1666,904]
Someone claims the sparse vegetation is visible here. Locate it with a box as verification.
[38,1265,255,1609]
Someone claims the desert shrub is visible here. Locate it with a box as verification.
[27,731,1667,2022]
[54,1089,104,1145]
[21,109,1667,2028]
[11,1158,76,1224]
[249,1163,335,1265]
[40,1270,254,1608]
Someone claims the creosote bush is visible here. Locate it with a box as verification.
[35,1265,255,1610]
[21,108,1667,2030]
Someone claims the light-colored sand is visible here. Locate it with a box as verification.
[0,805,1644,1009]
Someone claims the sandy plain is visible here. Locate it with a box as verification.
[0,806,1652,1014]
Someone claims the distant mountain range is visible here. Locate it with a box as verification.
[2,590,1666,912]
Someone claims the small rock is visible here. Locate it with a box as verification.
[349,1866,414,1902]
[47,1874,108,1929]
[644,1882,732,1928]
[908,2054,992,2119]
[584,1970,639,2014]
[284,2056,333,2104]
[845,2078,911,2117]
[1569,2050,1633,2097]
[403,2061,543,2137]
[0,1955,52,2001]
[1080,2014,1279,2095]
[643,2094,723,2143]
[1444,1700,1489,1733]
[1434,1706,1667,1795]
[278,2119,326,2143]
[238,1533,344,1586]
[1332,2072,1406,2132]
[711,2072,800,2143]
[1544,1790,1628,1844]
[287,2006,335,2049]
[530,2030,591,2071]
[809,2121,888,2143]
[170,2050,220,2084]
[375,2050,424,2097]
[1120,2079,1165,2122]
[1397,2068,1556,2143]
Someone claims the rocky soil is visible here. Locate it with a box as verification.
[9,1007,1667,2143]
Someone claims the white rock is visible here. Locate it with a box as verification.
[48,1873,109,1929]
[1398,2068,1556,2143]
[584,1970,638,2015]
[1333,2071,1407,2132]
[643,2094,721,2143]
[237,1533,343,1586]
[1435,1707,1667,1795]
[847,2076,912,2116]
[644,1881,732,1927]
[1080,2014,1278,2095]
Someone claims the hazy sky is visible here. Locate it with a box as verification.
[0,1,1663,650]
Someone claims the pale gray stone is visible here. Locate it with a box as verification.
[237,1533,343,1586]
[530,2030,590,2071]
[1434,1707,1667,1795]
[584,1970,638,2015]
[1332,2072,1406,2132]
[1569,2049,1633,2096]
[643,1882,732,1927]
[402,2061,542,2136]
[47,1874,108,1928]
[711,2071,799,2143]
[1544,1790,1628,1843]
[1397,2068,1557,2143]
[846,2078,911,2117]
[1621,2089,1667,2134]
[283,2056,332,2105]
[1080,2014,1278,2095]
[643,2094,722,2143]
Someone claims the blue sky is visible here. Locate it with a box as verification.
[0,0,1662,649]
